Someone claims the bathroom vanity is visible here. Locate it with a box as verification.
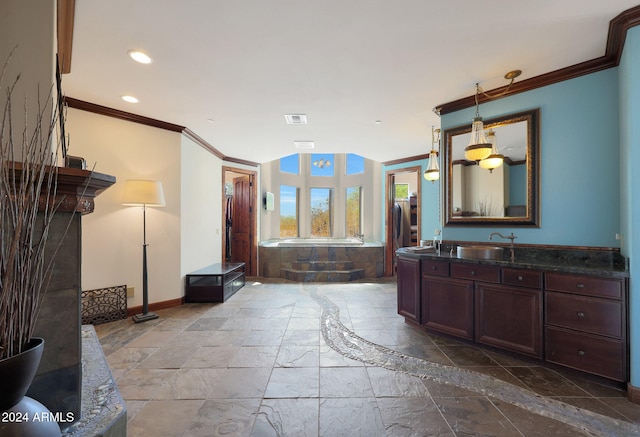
[396,247,629,383]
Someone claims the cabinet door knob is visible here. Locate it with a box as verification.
[578,350,586,356]
[432,266,437,271]
[576,283,585,289]
[517,275,524,281]
[577,311,585,318]
[470,271,476,276]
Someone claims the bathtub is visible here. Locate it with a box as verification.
[258,238,385,280]
[261,238,365,247]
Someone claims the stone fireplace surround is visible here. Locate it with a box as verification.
[7,164,118,430]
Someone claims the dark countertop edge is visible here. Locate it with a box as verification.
[396,249,630,279]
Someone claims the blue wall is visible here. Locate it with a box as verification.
[509,164,526,206]
[619,26,640,388]
[438,69,621,247]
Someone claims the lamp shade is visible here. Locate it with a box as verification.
[424,151,440,182]
[122,179,165,207]
[478,130,504,172]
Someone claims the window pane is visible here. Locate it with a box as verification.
[346,187,361,237]
[280,185,298,237]
[310,154,334,176]
[280,154,299,174]
[346,154,365,175]
[310,188,332,236]
[395,183,409,199]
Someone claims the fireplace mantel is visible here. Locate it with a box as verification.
[6,162,116,214]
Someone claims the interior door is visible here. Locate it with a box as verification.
[385,167,421,276]
[232,175,252,273]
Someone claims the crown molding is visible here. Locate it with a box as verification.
[435,5,640,115]
[382,153,429,167]
[65,97,185,131]
[65,98,259,166]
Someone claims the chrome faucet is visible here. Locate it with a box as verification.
[489,232,517,262]
[354,233,365,242]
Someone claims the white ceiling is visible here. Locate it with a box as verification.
[64,1,639,164]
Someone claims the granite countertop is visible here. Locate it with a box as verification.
[396,245,629,278]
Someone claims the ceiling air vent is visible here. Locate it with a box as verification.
[284,114,308,124]
[294,141,314,149]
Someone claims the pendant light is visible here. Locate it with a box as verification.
[464,83,492,162]
[464,71,522,163]
[479,129,504,173]
[424,126,440,182]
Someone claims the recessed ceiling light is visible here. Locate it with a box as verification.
[128,50,152,64]
[207,118,215,123]
[285,114,308,125]
[294,141,314,149]
[122,95,139,103]
[374,120,382,125]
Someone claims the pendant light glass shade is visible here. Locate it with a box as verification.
[464,117,492,162]
[424,150,439,182]
[479,129,504,173]
[424,126,440,182]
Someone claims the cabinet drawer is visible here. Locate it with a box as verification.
[451,262,500,283]
[545,326,625,381]
[421,259,449,277]
[545,272,623,300]
[545,291,623,338]
[502,268,542,289]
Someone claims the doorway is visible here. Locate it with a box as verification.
[384,166,421,276]
[222,166,257,276]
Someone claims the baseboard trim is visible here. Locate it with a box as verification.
[628,382,640,404]
[127,297,184,317]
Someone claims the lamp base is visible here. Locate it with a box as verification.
[132,312,159,323]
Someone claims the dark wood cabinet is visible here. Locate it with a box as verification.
[397,257,421,323]
[546,326,625,381]
[451,262,501,283]
[409,196,418,245]
[422,275,474,340]
[396,253,628,382]
[544,272,627,381]
[475,282,542,358]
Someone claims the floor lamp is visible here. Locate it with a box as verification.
[122,179,166,323]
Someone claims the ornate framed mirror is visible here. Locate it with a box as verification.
[443,108,539,226]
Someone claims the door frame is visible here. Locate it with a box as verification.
[222,166,258,276]
[384,166,422,276]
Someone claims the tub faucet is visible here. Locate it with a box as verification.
[489,232,517,262]
[354,233,364,242]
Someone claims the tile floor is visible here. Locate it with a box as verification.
[95,279,640,436]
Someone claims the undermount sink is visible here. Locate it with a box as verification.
[457,245,504,260]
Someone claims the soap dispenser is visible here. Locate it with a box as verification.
[433,228,442,255]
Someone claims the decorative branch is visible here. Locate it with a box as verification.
[0,53,65,360]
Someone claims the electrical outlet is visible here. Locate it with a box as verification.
[616,233,622,240]
[127,287,135,298]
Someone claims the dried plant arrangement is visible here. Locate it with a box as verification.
[0,56,65,361]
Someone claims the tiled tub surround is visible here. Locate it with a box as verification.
[259,240,384,281]
[95,280,640,436]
